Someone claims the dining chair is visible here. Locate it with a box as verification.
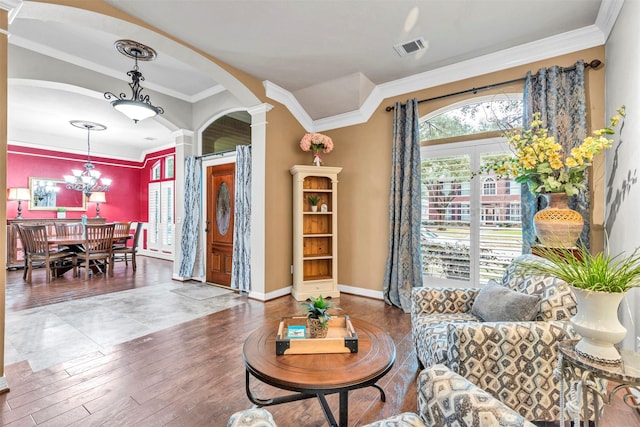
[54,222,85,253]
[111,222,143,271]
[112,221,132,249]
[17,224,77,283]
[78,223,115,279]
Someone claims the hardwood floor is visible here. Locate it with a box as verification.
[2,257,639,426]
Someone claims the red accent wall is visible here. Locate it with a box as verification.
[7,145,175,223]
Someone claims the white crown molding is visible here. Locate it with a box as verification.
[0,0,20,14]
[313,85,383,132]
[191,84,227,103]
[8,139,143,164]
[10,138,177,164]
[0,0,21,30]
[379,25,605,102]
[263,80,314,131]
[595,0,625,41]
[268,23,612,132]
[247,102,274,116]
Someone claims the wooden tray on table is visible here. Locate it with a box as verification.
[275,315,358,355]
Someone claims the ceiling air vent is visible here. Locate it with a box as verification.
[394,37,427,57]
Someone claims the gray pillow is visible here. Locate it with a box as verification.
[471,281,541,322]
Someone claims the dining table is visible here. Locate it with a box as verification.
[47,233,132,246]
[46,233,132,276]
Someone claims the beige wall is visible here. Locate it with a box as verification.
[320,46,605,293]
[263,103,306,293]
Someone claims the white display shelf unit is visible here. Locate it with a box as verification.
[290,165,342,301]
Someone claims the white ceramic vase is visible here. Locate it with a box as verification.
[570,286,627,363]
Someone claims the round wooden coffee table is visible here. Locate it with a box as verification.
[243,317,396,427]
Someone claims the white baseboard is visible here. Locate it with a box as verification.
[138,250,173,261]
[249,286,292,301]
[338,284,384,300]
[249,284,384,302]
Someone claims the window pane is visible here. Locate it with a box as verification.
[202,111,251,155]
[165,156,174,179]
[161,181,174,246]
[151,161,161,181]
[421,142,523,285]
[420,98,522,141]
[148,183,160,245]
[421,154,472,281]
[478,151,523,283]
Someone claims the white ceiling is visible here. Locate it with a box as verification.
[6,0,619,160]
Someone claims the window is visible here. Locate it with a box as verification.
[151,161,161,181]
[482,177,497,195]
[421,139,523,286]
[202,111,251,155]
[509,202,521,222]
[148,180,174,254]
[165,156,174,179]
[420,96,522,141]
[509,180,522,195]
[420,96,523,286]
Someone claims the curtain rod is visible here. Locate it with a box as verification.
[384,59,602,112]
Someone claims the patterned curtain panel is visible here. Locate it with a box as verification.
[521,60,588,252]
[382,98,423,313]
[178,156,202,277]
[231,145,251,293]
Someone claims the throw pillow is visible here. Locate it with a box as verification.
[471,281,541,322]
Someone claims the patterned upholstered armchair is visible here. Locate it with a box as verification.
[411,254,579,422]
[227,364,534,427]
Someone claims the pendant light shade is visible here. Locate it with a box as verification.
[104,40,164,123]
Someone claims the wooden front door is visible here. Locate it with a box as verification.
[206,163,235,286]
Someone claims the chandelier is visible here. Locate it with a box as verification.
[104,39,164,123]
[63,121,112,198]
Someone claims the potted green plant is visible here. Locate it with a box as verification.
[518,245,640,363]
[308,195,321,212]
[57,207,67,218]
[301,295,340,338]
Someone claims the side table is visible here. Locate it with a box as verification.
[557,340,640,426]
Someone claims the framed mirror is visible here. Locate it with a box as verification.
[28,177,87,211]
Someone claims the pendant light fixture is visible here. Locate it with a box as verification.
[104,39,164,123]
[63,120,112,198]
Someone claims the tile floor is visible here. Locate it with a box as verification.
[4,282,244,371]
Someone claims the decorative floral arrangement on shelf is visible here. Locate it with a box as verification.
[300,133,334,167]
[474,106,625,196]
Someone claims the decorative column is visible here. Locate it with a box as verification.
[0,0,21,395]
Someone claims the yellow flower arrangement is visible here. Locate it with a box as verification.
[476,106,625,196]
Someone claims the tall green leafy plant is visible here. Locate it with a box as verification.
[518,246,640,293]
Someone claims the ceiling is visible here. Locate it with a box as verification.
[7,0,619,160]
